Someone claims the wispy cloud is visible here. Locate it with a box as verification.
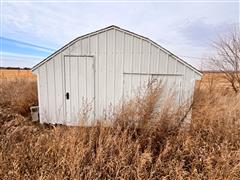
[2,1,239,68]
[178,19,235,47]
[1,37,55,52]
[1,36,54,61]
[1,52,42,68]
[2,51,44,59]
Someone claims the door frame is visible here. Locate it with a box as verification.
[63,55,96,123]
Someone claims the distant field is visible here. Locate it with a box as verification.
[194,71,234,94]
[0,68,228,86]
[199,72,229,86]
[0,67,36,80]
[1,68,232,93]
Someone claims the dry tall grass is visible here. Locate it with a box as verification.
[0,68,36,80]
[0,78,37,116]
[0,77,240,179]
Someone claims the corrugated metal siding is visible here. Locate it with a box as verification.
[54,54,64,123]
[33,27,201,125]
[38,64,47,122]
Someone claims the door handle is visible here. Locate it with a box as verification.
[66,92,69,100]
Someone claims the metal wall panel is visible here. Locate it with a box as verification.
[141,40,151,73]
[38,66,48,123]
[176,61,185,74]
[167,56,176,74]
[46,60,56,122]
[85,57,95,121]
[98,32,107,117]
[114,30,124,108]
[159,50,168,74]
[38,64,49,122]
[54,54,64,123]
[81,38,89,55]
[69,41,79,54]
[150,45,159,74]
[124,33,133,73]
[33,27,201,125]
[106,30,115,112]
[132,37,141,73]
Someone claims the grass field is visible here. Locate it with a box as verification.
[197,72,234,94]
[0,68,36,80]
[0,69,239,179]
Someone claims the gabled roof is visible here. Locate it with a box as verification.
[32,25,202,76]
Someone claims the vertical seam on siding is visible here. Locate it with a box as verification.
[122,32,125,108]
[61,52,64,122]
[130,35,134,97]
[88,36,91,54]
[78,41,81,116]
[166,54,169,74]
[173,59,178,105]
[139,38,143,86]
[36,70,42,123]
[97,33,99,118]
[105,31,108,112]
[174,59,178,74]
[191,70,195,100]
[80,40,84,114]
[113,29,116,110]
[85,57,87,104]
[69,56,72,120]
[77,56,80,116]
[53,58,57,123]
[67,45,70,123]
[93,56,96,120]
[159,50,162,73]
[173,57,177,85]
[157,49,160,74]
[183,65,186,102]
[86,36,89,107]
[62,53,66,122]
[148,43,151,75]
[45,63,49,122]
[174,57,177,74]
[183,65,186,80]
[92,35,97,120]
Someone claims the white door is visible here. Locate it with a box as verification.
[64,56,95,125]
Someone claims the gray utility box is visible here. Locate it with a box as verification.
[30,106,39,122]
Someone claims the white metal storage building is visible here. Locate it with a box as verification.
[32,25,202,125]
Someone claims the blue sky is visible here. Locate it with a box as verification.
[1,1,239,68]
